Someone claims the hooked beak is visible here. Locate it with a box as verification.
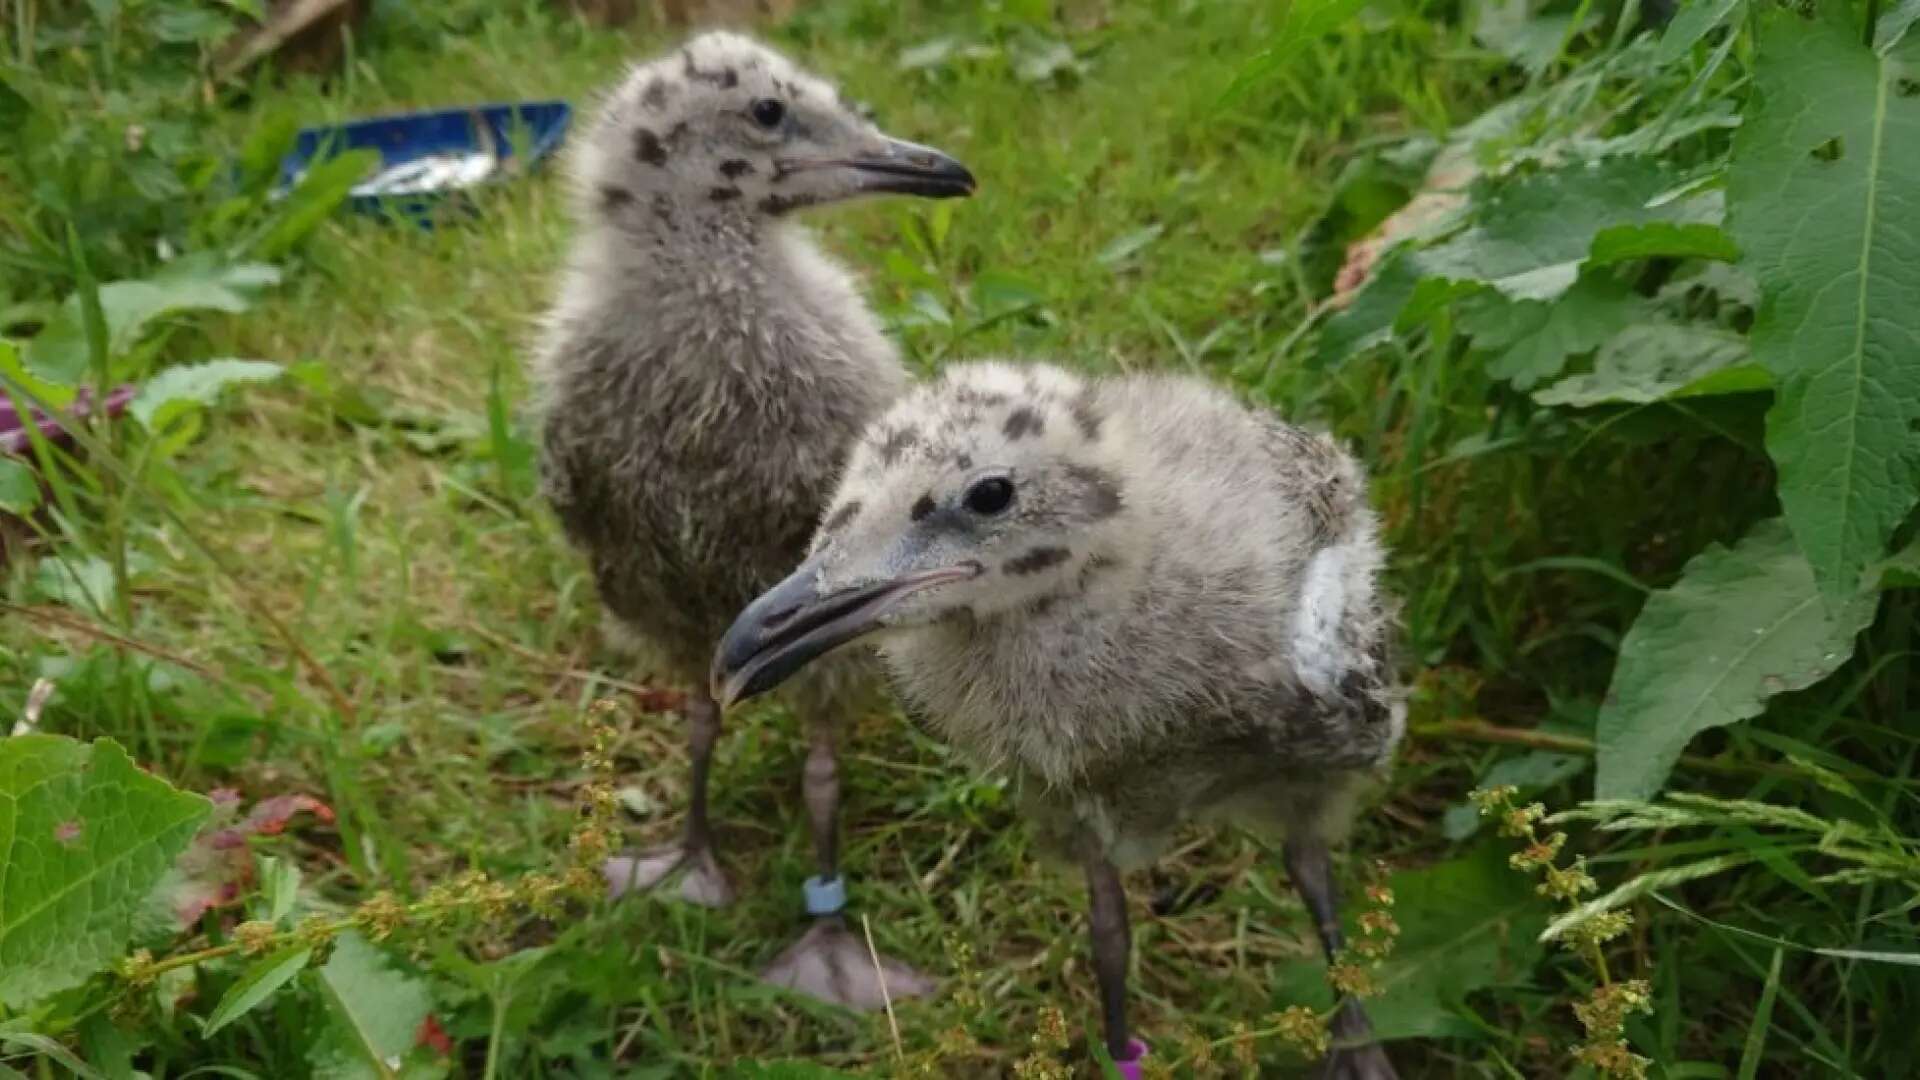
[779,135,977,199]
[711,554,980,709]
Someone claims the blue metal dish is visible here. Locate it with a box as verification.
[277,100,571,227]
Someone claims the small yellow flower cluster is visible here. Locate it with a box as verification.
[1010,1005,1072,1079]
[1270,1006,1330,1060]
[116,949,158,988]
[115,697,637,1001]
[1472,786,1648,1079]
[1573,980,1653,1079]
[233,919,279,955]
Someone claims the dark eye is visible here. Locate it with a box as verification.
[963,477,1014,515]
[749,98,786,128]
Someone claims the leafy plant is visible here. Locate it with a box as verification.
[1318,0,1920,800]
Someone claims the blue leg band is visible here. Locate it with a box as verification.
[803,874,846,916]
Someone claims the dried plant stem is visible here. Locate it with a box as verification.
[1413,719,1914,787]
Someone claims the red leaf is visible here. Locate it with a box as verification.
[159,789,337,929]
[416,1014,453,1055]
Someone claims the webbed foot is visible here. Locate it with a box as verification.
[759,916,936,1010]
[602,844,736,908]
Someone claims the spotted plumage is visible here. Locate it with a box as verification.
[715,360,1403,1075]
[532,31,970,1010]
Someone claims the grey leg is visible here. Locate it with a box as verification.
[603,690,735,907]
[1283,839,1397,1080]
[1083,853,1134,1063]
[759,715,936,1010]
[803,720,839,880]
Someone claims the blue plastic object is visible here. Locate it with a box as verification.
[277,100,571,228]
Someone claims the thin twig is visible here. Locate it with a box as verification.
[2,600,230,687]
[1411,719,1920,788]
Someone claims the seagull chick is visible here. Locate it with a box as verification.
[714,361,1403,1077]
[534,31,972,1008]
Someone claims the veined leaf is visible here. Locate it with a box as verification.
[310,932,433,1080]
[131,359,284,430]
[1533,322,1761,407]
[1459,272,1650,389]
[1595,519,1877,801]
[0,736,212,1008]
[25,260,281,386]
[1589,222,1739,265]
[1270,844,1546,1039]
[1418,156,1717,302]
[203,946,313,1036]
[1727,3,1920,604]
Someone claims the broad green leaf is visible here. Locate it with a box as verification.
[310,932,433,1080]
[1459,272,1650,389]
[1657,0,1746,64]
[131,359,284,430]
[203,946,313,1036]
[1533,322,1761,407]
[1595,519,1877,800]
[1589,222,1739,265]
[1727,4,1920,604]
[1270,844,1546,1040]
[25,261,281,385]
[1877,0,1920,54]
[0,458,38,517]
[1418,156,1716,301]
[0,736,212,1008]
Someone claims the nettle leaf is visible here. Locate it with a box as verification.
[1458,272,1650,389]
[0,735,212,1009]
[1533,322,1763,407]
[1589,222,1739,266]
[131,359,284,438]
[25,260,281,385]
[309,932,434,1080]
[1321,157,1720,367]
[1418,156,1717,302]
[1271,844,1546,1040]
[1595,519,1877,800]
[1727,4,1920,604]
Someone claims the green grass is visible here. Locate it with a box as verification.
[7,0,1918,1075]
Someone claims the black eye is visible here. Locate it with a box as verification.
[749,98,786,128]
[963,477,1014,515]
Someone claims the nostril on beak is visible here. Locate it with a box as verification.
[907,152,935,168]
[763,603,802,630]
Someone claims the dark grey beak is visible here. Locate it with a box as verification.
[846,136,976,198]
[711,554,979,709]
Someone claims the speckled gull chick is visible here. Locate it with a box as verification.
[713,361,1404,1077]
[533,31,972,1008]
